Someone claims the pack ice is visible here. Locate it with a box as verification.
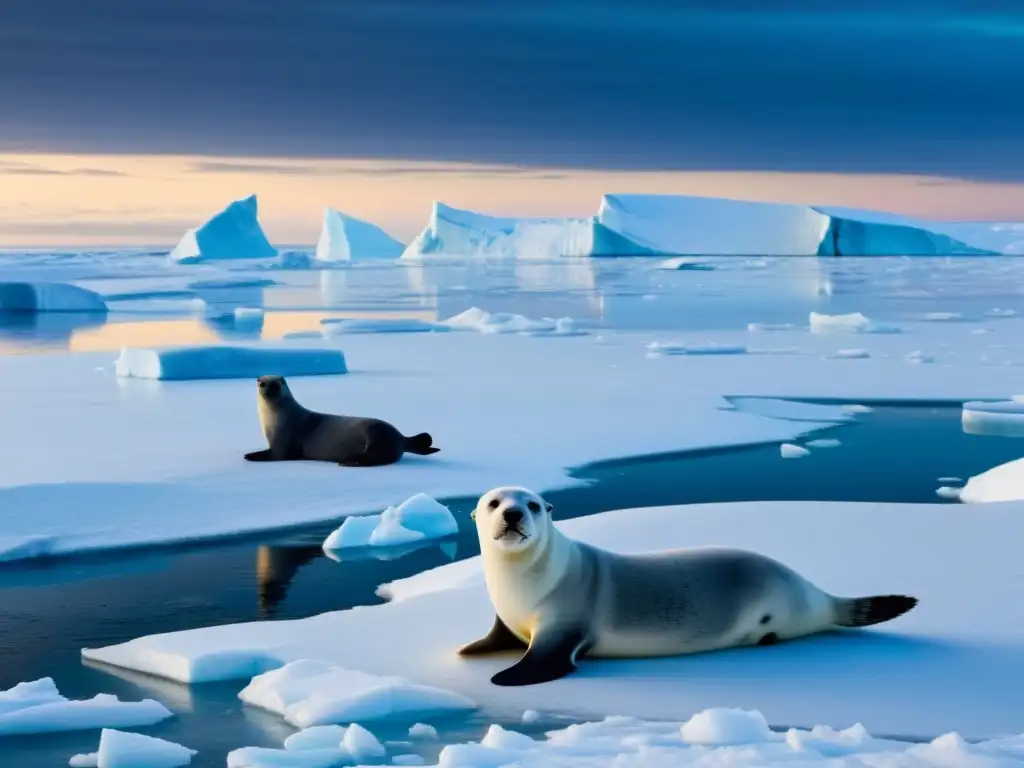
[314,207,405,262]
[169,195,278,264]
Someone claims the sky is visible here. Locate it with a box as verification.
[3,1,1024,246]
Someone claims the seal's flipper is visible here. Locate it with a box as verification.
[457,614,527,656]
[833,594,918,627]
[490,629,586,687]
[244,449,275,462]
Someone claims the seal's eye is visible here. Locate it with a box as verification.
[527,501,541,514]
[488,498,500,510]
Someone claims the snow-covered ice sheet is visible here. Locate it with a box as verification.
[72,728,196,768]
[0,281,108,313]
[314,207,405,262]
[322,494,457,550]
[0,678,172,736]
[84,499,1024,739]
[238,659,475,728]
[5,315,1024,562]
[114,346,348,380]
[959,455,1024,503]
[169,195,278,264]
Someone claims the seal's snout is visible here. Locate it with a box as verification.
[503,508,524,526]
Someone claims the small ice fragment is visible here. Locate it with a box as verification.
[841,404,873,414]
[906,350,935,364]
[827,349,870,359]
[809,311,871,333]
[806,438,841,448]
[646,342,747,356]
[780,444,810,459]
[408,723,438,740]
[656,257,715,271]
[680,707,774,746]
[69,755,98,768]
[985,308,1016,318]
[521,710,541,724]
[344,723,386,761]
[747,323,795,332]
[938,477,962,484]
[923,312,964,321]
[936,486,962,500]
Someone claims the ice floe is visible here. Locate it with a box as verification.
[322,494,458,551]
[441,307,583,336]
[808,311,899,335]
[314,207,405,262]
[962,398,1024,438]
[779,443,810,459]
[320,318,446,335]
[647,341,748,356]
[71,728,196,768]
[0,678,172,736]
[169,195,278,264]
[0,282,108,313]
[959,456,1024,503]
[237,659,476,728]
[114,346,348,380]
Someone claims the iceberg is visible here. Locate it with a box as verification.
[169,195,278,264]
[314,207,405,262]
[598,194,1000,256]
[0,282,108,313]
[399,201,654,260]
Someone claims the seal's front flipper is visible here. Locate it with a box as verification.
[244,449,275,462]
[457,614,526,656]
[490,629,586,686]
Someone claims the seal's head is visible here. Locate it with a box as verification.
[256,375,291,404]
[473,486,554,554]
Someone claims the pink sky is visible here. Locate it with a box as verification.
[2,154,1024,247]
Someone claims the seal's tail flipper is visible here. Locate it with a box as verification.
[404,432,441,455]
[833,594,918,628]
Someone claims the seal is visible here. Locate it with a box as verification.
[244,375,440,466]
[459,486,918,687]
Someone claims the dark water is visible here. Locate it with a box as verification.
[1,405,1021,766]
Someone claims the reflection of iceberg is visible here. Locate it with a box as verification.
[400,201,655,260]
[169,195,278,263]
[315,208,405,262]
[0,311,108,351]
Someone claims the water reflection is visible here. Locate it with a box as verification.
[0,310,108,354]
[255,545,323,618]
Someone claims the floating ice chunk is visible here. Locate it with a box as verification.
[962,399,1024,438]
[408,723,437,740]
[827,349,870,359]
[985,308,1017,318]
[0,282,108,313]
[74,728,196,768]
[343,723,386,761]
[0,677,64,716]
[169,195,278,264]
[521,710,541,725]
[780,443,810,459]
[922,312,965,321]
[647,342,747,356]
[226,746,348,768]
[238,659,475,728]
[442,307,584,336]
[480,724,537,750]
[0,680,172,736]
[938,476,963,484]
[323,495,458,552]
[726,397,853,424]
[936,486,962,500]
[315,207,405,262]
[283,725,348,751]
[747,322,796,332]
[114,346,348,381]
[680,707,774,746]
[806,438,842,448]
[840,404,873,414]
[960,457,1024,503]
[905,350,935,364]
[69,754,99,767]
[655,257,715,271]
[809,312,899,334]
[320,318,446,335]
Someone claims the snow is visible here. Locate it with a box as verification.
[441,307,583,336]
[113,346,348,380]
[0,281,108,312]
[959,457,1024,503]
[321,318,446,335]
[322,494,458,551]
[779,443,809,459]
[314,207,405,262]
[169,195,278,264]
[83,497,1024,739]
[237,659,475,728]
[0,678,172,736]
[72,729,196,768]
[410,713,1024,767]
[400,201,653,260]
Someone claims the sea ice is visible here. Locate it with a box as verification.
[114,346,348,381]
[747,322,797,332]
[959,457,1024,503]
[806,438,842,448]
[654,257,715,271]
[827,349,870,359]
[0,678,172,736]
[408,723,438,740]
[962,399,1024,438]
[679,707,774,745]
[72,728,196,768]
[237,659,476,728]
[905,350,935,364]
[322,494,458,551]
[314,207,405,262]
[0,282,108,313]
[391,756,424,766]
[646,341,747,356]
[725,398,853,424]
[780,443,810,459]
[935,486,962,500]
[227,746,352,768]
[807,311,899,334]
[441,307,583,336]
[320,318,446,335]
[169,195,278,264]
[283,725,348,751]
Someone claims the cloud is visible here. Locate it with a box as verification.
[188,160,569,179]
[0,161,128,177]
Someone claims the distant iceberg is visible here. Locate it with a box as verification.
[169,195,278,264]
[400,201,655,260]
[315,207,406,262]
